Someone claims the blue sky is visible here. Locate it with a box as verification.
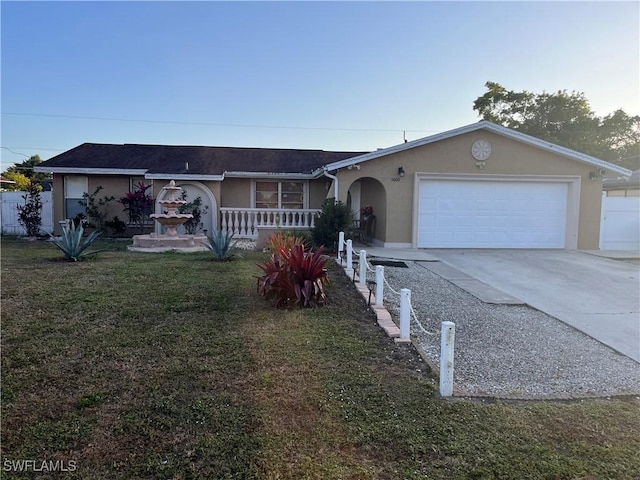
[1,1,638,171]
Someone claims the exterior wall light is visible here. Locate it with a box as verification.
[398,166,405,177]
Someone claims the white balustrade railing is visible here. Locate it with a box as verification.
[219,208,320,238]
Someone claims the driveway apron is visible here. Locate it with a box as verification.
[426,250,640,363]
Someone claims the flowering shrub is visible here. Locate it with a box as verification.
[257,244,329,308]
[118,182,154,232]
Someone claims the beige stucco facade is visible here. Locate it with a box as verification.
[47,123,626,249]
[334,130,604,250]
[52,175,153,234]
[52,174,329,235]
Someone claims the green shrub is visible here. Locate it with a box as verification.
[178,191,209,235]
[79,185,115,230]
[206,230,241,261]
[50,222,103,262]
[16,181,43,237]
[257,244,329,308]
[311,198,353,251]
[105,216,127,236]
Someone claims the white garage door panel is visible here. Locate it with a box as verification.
[418,180,568,248]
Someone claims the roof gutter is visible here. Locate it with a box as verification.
[33,167,148,175]
[323,169,338,200]
[223,171,317,180]
[144,173,224,181]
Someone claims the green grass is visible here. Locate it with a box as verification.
[1,236,639,479]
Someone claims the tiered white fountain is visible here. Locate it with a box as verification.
[128,180,208,252]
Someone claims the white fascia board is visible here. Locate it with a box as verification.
[321,120,632,177]
[223,171,316,180]
[144,173,224,181]
[33,166,148,175]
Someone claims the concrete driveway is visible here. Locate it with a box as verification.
[422,250,640,363]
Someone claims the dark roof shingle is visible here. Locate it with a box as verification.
[39,143,368,175]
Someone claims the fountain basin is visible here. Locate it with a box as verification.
[150,214,193,223]
[129,232,208,252]
[155,201,187,211]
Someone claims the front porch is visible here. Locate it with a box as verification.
[219,207,320,239]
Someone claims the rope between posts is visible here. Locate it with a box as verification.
[364,258,375,273]
[383,275,401,296]
[409,303,437,336]
[339,233,437,336]
[373,258,437,337]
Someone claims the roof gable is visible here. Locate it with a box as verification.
[320,121,633,177]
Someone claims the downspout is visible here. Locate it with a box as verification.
[323,169,339,201]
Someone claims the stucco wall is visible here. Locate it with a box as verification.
[336,130,602,249]
[87,176,132,222]
[52,175,132,233]
[53,175,222,234]
[309,179,329,208]
[220,178,249,208]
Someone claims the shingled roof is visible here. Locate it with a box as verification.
[36,143,369,178]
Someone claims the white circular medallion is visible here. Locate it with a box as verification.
[471,139,492,161]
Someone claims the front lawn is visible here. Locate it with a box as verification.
[1,237,639,479]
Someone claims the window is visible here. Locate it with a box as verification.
[255,181,305,209]
[130,177,152,193]
[64,175,87,220]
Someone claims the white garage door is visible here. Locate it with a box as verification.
[417,179,568,248]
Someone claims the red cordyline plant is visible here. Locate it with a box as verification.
[118,182,154,232]
[257,244,329,308]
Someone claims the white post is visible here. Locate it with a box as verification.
[439,321,455,397]
[359,250,367,287]
[375,265,384,307]
[399,289,411,341]
[346,239,353,270]
[337,231,345,262]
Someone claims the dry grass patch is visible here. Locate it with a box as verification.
[243,310,382,479]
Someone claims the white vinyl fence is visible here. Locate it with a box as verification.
[1,191,54,235]
[600,194,640,251]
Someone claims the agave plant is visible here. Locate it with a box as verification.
[50,222,103,261]
[205,229,241,261]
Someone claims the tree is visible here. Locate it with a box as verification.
[2,155,51,189]
[2,171,30,191]
[473,81,640,170]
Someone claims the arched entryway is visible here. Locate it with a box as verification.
[155,181,217,235]
[347,177,386,244]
